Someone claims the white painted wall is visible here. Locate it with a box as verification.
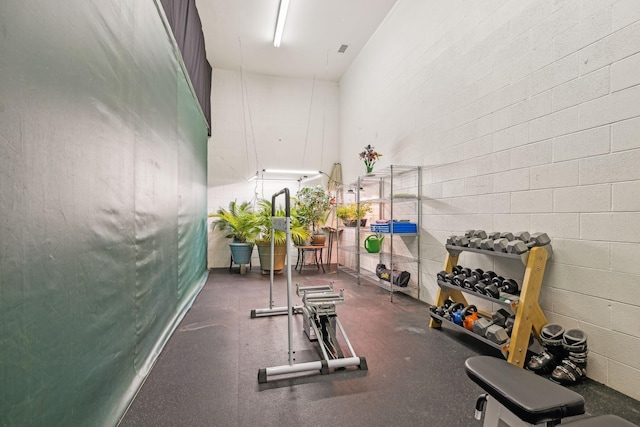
[339,0,640,399]
[207,69,340,268]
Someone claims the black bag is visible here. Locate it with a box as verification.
[375,264,410,287]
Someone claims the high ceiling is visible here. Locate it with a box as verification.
[195,0,398,81]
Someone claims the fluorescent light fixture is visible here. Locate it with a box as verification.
[300,173,322,183]
[273,0,290,47]
[264,168,320,175]
[256,178,300,183]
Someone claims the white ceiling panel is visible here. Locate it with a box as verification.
[196,0,398,81]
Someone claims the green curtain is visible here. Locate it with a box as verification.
[0,1,208,425]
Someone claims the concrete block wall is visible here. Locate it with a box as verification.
[340,0,640,399]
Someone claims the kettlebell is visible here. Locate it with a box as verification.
[364,234,384,253]
[449,303,465,325]
[462,305,480,331]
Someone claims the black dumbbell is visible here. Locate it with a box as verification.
[484,278,519,299]
[451,268,472,286]
[482,271,497,281]
[478,275,504,296]
[473,277,490,293]
[473,271,496,293]
[464,230,476,238]
[470,268,484,280]
[452,274,467,287]
[463,275,478,291]
[506,232,551,255]
[452,265,464,275]
[438,270,462,284]
[430,299,454,317]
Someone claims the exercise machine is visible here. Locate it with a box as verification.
[257,188,367,383]
[258,281,367,383]
[250,189,299,318]
[465,355,637,426]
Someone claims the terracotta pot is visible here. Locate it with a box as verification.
[311,234,326,246]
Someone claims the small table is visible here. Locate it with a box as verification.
[295,245,326,274]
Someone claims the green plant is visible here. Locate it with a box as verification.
[254,199,310,245]
[295,185,331,234]
[336,203,373,221]
[209,200,258,243]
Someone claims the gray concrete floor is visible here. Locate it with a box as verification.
[120,267,640,426]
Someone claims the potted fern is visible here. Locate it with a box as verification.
[209,201,258,270]
[336,203,372,227]
[254,199,309,274]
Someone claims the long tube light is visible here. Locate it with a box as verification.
[255,178,300,183]
[264,168,319,175]
[273,0,290,47]
[300,173,322,183]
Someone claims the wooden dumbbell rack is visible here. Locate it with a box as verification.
[429,243,552,368]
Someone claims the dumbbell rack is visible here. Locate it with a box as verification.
[429,243,552,368]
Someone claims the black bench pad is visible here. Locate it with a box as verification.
[465,356,585,425]
[564,414,638,426]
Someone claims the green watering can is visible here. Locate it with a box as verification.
[364,234,384,253]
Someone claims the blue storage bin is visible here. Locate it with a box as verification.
[370,222,417,233]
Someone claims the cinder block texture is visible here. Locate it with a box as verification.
[553,184,611,212]
[611,116,640,152]
[530,160,579,189]
[553,125,610,162]
[611,52,640,91]
[338,0,640,398]
[609,361,640,401]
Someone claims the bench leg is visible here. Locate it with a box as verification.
[482,396,560,427]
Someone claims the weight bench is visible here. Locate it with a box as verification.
[465,356,637,427]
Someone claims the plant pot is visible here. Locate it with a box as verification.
[311,234,326,246]
[342,219,366,227]
[256,241,286,274]
[229,242,254,266]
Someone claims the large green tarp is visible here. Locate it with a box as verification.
[0,1,209,425]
